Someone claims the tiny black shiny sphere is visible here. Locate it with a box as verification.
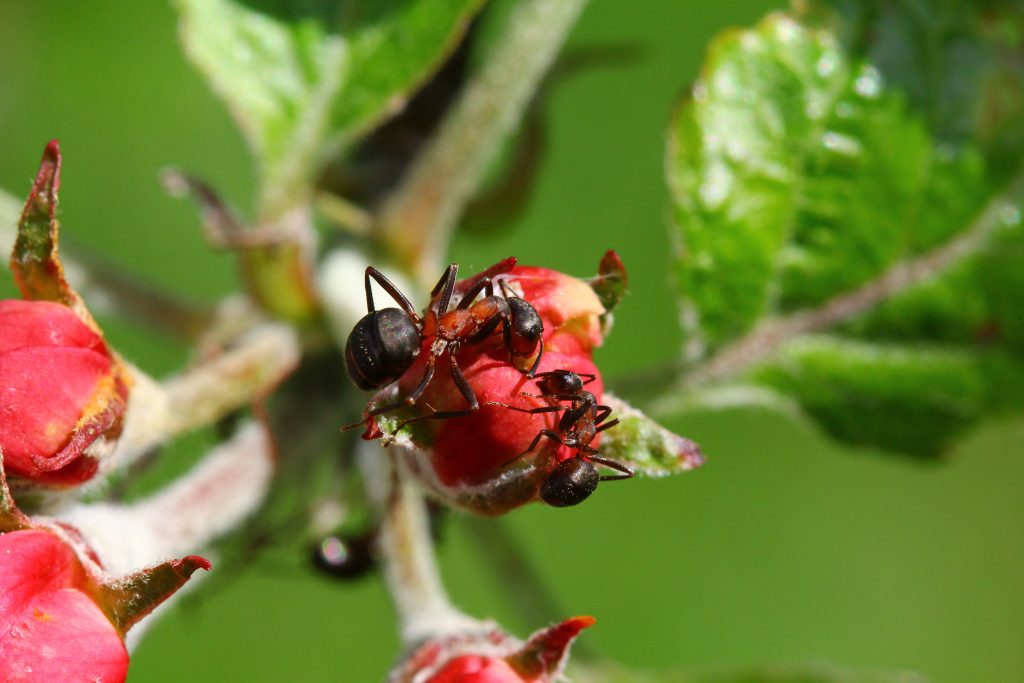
[311,533,376,580]
[344,308,421,390]
[540,457,599,507]
[507,297,543,345]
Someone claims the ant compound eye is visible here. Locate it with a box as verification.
[311,533,376,580]
[540,458,599,507]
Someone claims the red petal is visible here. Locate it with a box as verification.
[429,655,527,683]
[0,300,107,356]
[0,529,127,682]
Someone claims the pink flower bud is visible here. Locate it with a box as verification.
[428,655,527,683]
[508,265,605,351]
[0,528,128,682]
[0,299,129,485]
[391,616,594,683]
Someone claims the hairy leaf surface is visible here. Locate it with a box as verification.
[667,10,1024,457]
[174,0,483,216]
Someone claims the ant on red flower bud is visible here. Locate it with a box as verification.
[343,261,544,431]
[488,369,633,507]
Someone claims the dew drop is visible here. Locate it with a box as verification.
[854,66,883,99]
[822,131,862,157]
[816,53,838,78]
[999,204,1021,227]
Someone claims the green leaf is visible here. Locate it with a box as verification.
[751,336,1024,457]
[174,0,484,217]
[666,11,1024,458]
[600,395,705,476]
[572,661,929,683]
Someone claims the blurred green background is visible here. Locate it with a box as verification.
[1,2,1022,682]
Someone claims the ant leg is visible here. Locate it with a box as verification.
[448,355,479,410]
[593,406,614,426]
[365,267,420,322]
[595,417,619,433]
[404,354,439,406]
[502,430,565,468]
[587,454,634,481]
[526,337,544,378]
[340,356,439,431]
[481,401,565,416]
[388,407,475,437]
[456,277,494,310]
[432,264,460,315]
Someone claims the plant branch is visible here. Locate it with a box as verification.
[377,450,483,646]
[644,167,1024,414]
[58,421,275,576]
[113,323,299,463]
[377,0,589,286]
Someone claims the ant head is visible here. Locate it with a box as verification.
[344,308,421,390]
[537,370,583,396]
[539,457,599,507]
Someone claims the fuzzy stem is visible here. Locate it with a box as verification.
[377,451,482,646]
[56,421,274,575]
[113,323,299,463]
[0,188,19,259]
[377,0,589,286]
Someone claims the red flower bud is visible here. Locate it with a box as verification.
[375,264,612,515]
[508,265,605,351]
[428,655,526,683]
[391,616,594,683]
[0,529,128,682]
[0,299,129,485]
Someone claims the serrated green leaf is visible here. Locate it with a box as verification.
[600,394,705,476]
[174,0,484,217]
[665,10,1024,459]
[669,14,990,354]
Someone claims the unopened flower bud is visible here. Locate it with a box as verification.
[0,299,129,485]
[390,616,594,683]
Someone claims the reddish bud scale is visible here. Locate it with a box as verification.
[0,299,129,485]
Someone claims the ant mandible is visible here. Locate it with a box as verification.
[487,369,633,507]
[344,260,545,429]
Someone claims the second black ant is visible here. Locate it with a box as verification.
[487,369,633,507]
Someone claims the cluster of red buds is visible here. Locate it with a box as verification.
[343,254,631,515]
[0,142,280,682]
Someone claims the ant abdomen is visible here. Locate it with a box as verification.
[540,457,600,507]
[345,308,421,390]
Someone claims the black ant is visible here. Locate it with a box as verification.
[343,260,544,431]
[487,369,633,507]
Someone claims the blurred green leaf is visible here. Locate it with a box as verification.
[173,0,484,217]
[573,661,929,683]
[666,10,1024,458]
